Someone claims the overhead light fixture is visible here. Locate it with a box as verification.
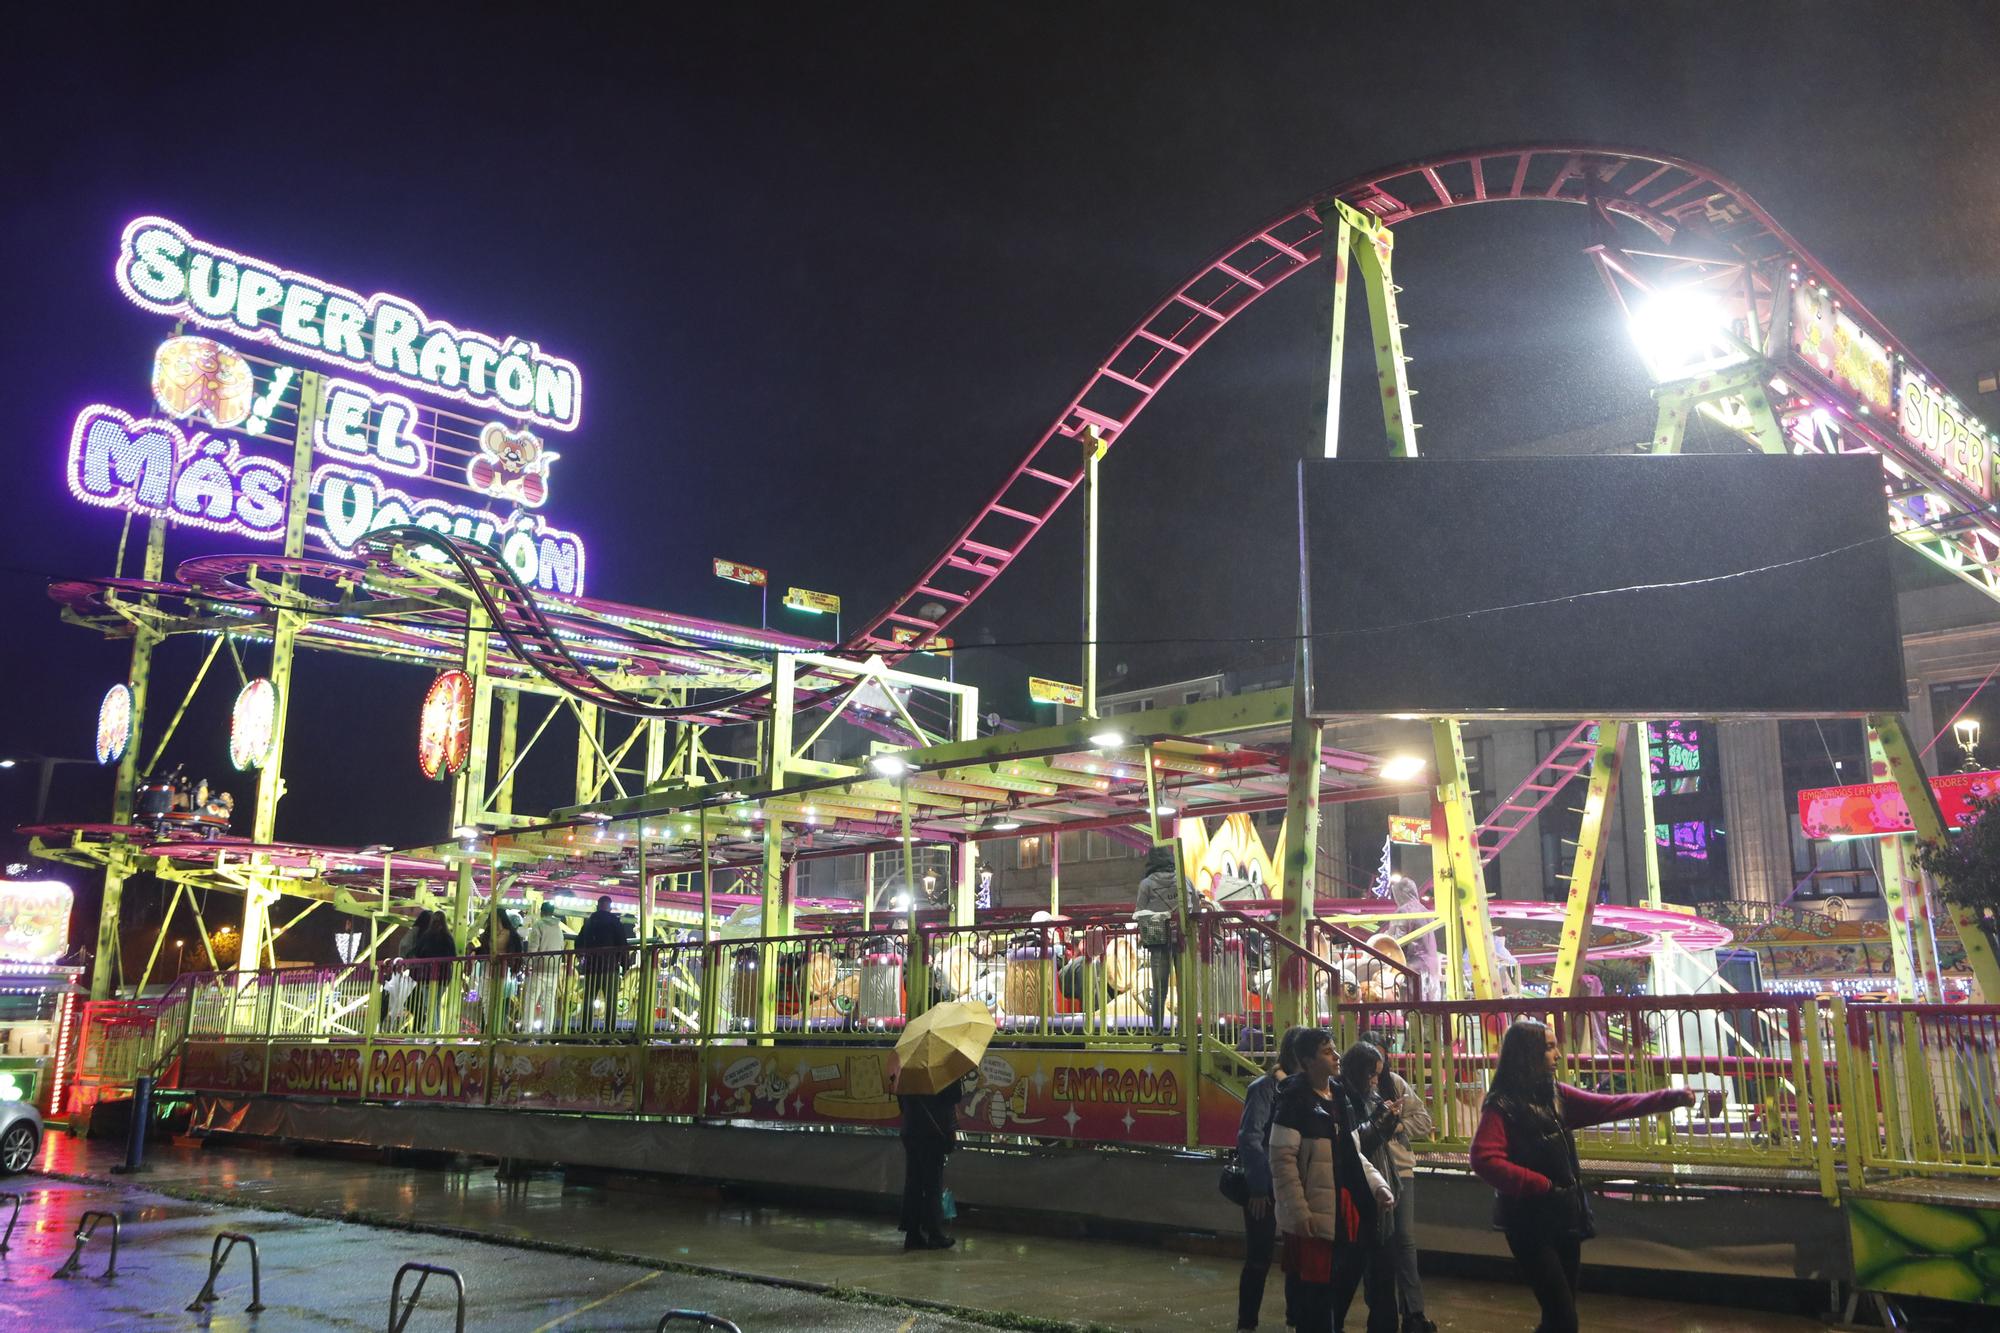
[1379,754,1427,783]
[988,812,1022,832]
[1154,804,1176,817]
[453,824,479,840]
[0,759,15,769]
[1088,729,1125,749]
[869,754,910,778]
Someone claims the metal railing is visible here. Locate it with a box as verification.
[77,924,2000,1192]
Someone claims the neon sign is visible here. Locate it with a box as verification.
[96,684,132,765]
[316,379,430,476]
[1898,372,1991,501]
[417,670,474,779]
[67,404,289,541]
[117,216,582,431]
[310,464,587,596]
[466,422,558,508]
[153,335,254,428]
[230,678,279,770]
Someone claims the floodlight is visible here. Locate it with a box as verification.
[1379,755,1427,783]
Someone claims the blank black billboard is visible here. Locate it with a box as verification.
[1302,455,1903,717]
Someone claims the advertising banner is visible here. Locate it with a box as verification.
[489,1042,637,1113]
[642,1047,701,1116]
[1028,677,1084,707]
[180,1041,269,1095]
[1790,286,1892,415]
[363,1043,489,1104]
[269,1044,365,1097]
[713,558,767,587]
[1796,769,2000,839]
[783,586,840,615]
[699,1045,1241,1147]
[0,878,73,964]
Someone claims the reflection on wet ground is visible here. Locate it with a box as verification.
[3,1174,999,1331]
[30,1133,1828,1330]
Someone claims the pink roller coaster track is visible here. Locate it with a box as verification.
[847,143,1960,658]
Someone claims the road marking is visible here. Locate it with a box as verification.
[528,1268,662,1331]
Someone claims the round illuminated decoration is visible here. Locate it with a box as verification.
[95,684,133,765]
[229,678,279,771]
[418,670,474,780]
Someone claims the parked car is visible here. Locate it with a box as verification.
[0,1098,43,1174]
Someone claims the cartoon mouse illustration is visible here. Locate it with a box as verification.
[467,422,559,508]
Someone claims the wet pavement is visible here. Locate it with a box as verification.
[22,1132,1830,1331]
[3,1174,998,1331]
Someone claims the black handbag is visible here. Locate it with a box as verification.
[1218,1158,1250,1207]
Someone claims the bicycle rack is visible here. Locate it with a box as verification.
[188,1230,265,1313]
[52,1209,120,1280]
[657,1314,743,1332]
[0,1192,19,1254]
[389,1262,466,1333]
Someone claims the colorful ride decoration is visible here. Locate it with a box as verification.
[417,669,474,779]
[1799,769,2000,838]
[0,878,72,966]
[1849,1197,2000,1307]
[228,678,278,770]
[94,683,132,765]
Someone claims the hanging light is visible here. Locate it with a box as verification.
[1088,729,1125,749]
[1379,754,1427,783]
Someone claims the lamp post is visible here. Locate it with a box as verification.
[1955,716,1982,773]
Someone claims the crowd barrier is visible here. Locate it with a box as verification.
[66,914,2000,1196]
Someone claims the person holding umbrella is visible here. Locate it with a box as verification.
[891,997,995,1251]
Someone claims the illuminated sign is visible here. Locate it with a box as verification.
[890,626,953,655]
[1797,768,2000,839]
[117,217,581,431]
[1647,719,1703,797]
[418,670,474,780]
[1897,371,1991,501]
[783,586,840,616]
[1790,287,1891,415]
[466,422,557,509]
[95,684,132,765]
[315,378,430,476]
[229,678,279,770]
[713,558,767,587]
[310,464,586,596]
[1028,677,1084,707]
[153,335,255,427]
[67,404,289,541]
[0,879,73,964]
[1386,814,1430,845]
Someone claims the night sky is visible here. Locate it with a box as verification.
[5,4,2000,954]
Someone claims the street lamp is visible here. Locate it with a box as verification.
[1955,717,1982,772]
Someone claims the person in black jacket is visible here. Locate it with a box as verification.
[573,896,630,1032]
[1332,1041,1403,1333]
[896,1070,964,1251]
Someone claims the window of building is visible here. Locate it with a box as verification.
[1779,718,1879,901]
[1017,836,1048,870]
[1184,690,1206,705]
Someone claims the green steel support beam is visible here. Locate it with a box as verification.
[573,700,603,806]
[494,688,520,817]
[1551,723,1627,998]
[1870,713,2000,1003]
[1867,725,1945,999]
[1315,200,1354,458]
[1634,723,1669,994]
[139,633,224,778]
[93,515,167,999]
[1081,428,1105,717]
[1433,719,1498,1000]
[1347,203,1418,459]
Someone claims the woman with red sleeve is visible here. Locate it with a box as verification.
[1470,1019,1694,1333]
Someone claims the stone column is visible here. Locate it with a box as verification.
[1718,720,1792,905]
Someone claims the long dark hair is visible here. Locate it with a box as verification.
[1484,1018,1558,1116]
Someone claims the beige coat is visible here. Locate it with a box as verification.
[1270,1106,1394,1241]
[1382,1071,1435,1178]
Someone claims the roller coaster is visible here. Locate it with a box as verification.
[28,149,2000,1225]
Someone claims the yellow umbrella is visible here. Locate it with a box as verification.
[893,998,996,1095]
